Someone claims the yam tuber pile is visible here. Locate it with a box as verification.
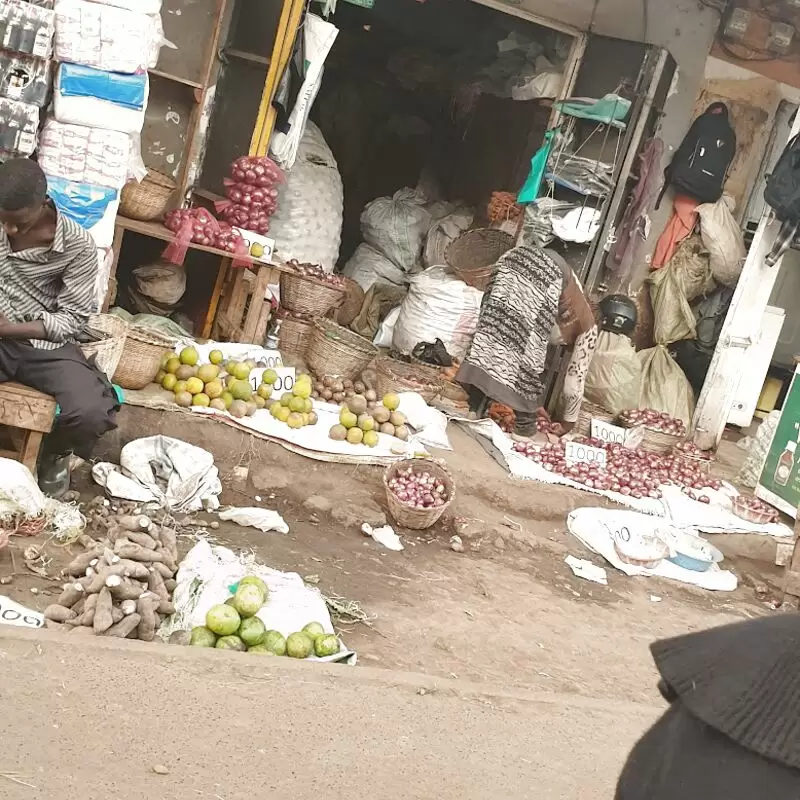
[45,509,179,641]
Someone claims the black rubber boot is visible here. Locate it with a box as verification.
[38,452,72,499]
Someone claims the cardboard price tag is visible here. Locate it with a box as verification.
[591,418,642,450]
[0,594,43,629]
[565,440,607,470]
[249,366,296,397]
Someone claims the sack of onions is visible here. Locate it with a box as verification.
[384,459,455,530]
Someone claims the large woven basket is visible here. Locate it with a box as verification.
[374,357,441,402]
[80,313,128,380]
[280,271,346,317]
[119,170,176,221]
[306,318,377,380]
[445,228,515,290]
[112,325,175,390]
[440,378,469,404]
[384,458,455,530]
[574,400,616,439]
[278,316,314,358]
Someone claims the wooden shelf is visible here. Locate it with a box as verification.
[225,48,271,67]
[148,69,204,89]
[115,215,285,271]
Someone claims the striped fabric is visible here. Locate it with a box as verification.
[465,245,563,404]
[0,206,97,350]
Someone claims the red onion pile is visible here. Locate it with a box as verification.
[164,208,245,253]
[618,408,686,436]
[220,155,283,235]
[286,259,346,287]
[388,467,449,510]
[513,437,721,500]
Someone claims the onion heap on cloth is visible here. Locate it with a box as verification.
[513,437,721,500]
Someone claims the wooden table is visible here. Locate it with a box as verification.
[108,216,288,339]
[0,383,56,474]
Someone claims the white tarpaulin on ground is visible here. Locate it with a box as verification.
[461,418,792,537]
[163,540,355,664]
[92,436,222,513]
[567,507,738,591]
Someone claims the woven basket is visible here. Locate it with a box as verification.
[384,458,455,530]
[445,228,515,290]
[280,271,346,317]
[440,378,468,404]
[306,318,377,381]
[80,313,128,380]
[374,357,441,402]
[574,400,616,438]
[278,316,314,358]
[621,424,684,455]
[119,170,176,221]
[112,325,175,390]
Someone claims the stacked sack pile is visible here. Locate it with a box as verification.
[41,0,167,307]
[0,0,56,159]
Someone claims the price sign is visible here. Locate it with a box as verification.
[591,418,642,450]
[250,366,296,397]
[0,594,43,629]
[565,440,607,470]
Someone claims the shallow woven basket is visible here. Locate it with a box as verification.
[574,400,616,439]
[80,313,128,380]
[384,458,455,530]
[278,316,314,357]
[445,228,515,290]
[280,271,346,317]
[119,170,176,221]
[306,318,377,381]
[374,357,441,402]
[620,423,684,455]
[112,325,175,390]
[731,495,777,525]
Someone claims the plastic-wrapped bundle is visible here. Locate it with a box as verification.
[54,0,165,73]
[39,119,133,189]
[0,1,55,59]
[0,97,39,158]
[0,52,52,106]
[268,122,343,272]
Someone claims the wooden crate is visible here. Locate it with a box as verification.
[212,263,277,344]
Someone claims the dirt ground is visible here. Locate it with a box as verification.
[0,407,779,706]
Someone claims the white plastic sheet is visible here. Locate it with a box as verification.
[218,507,289,534]
[92,436,222,513]
[164,540,355,663]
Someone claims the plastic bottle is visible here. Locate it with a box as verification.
[775,440,796,487]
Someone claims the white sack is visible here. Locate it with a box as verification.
[342,243,407,291]
[424,207,473,268]
[268,122,343,272]
[392,265,483,360]
[697,194,746,287]
[362,188,431,270]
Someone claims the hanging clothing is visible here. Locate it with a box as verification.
[610,137,665,279]
[652,194,699,269]
[616,615,800,800]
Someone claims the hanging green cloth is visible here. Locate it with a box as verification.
[518,129,555,204]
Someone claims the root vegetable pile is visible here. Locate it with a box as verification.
[618,408,686,436]
[190,579,339,658]
[45,507,179,640]
[285,259,346,287]
[512,437,721,499]
[387,466,449,510]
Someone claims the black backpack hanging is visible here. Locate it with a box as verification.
[765,133,800,222]
[658,102,736,207]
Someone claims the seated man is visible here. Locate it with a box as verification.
[0,158,118,495]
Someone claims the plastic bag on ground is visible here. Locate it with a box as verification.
[392,266,483,360]
[650,235,715,344]
[584,331,642,414]
[343,243,407,291]
[92,436,222,513]
[268,122,343,271]
[361,188,431,271]
[218,507,289,534]
[638,345,695,425]
[697,194,746,287]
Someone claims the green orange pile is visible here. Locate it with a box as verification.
[156,347,260,418]
[265,372,318,429]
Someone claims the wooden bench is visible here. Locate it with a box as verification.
[0,383,57,474]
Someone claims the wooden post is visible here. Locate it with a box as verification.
[784,516,800,608]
